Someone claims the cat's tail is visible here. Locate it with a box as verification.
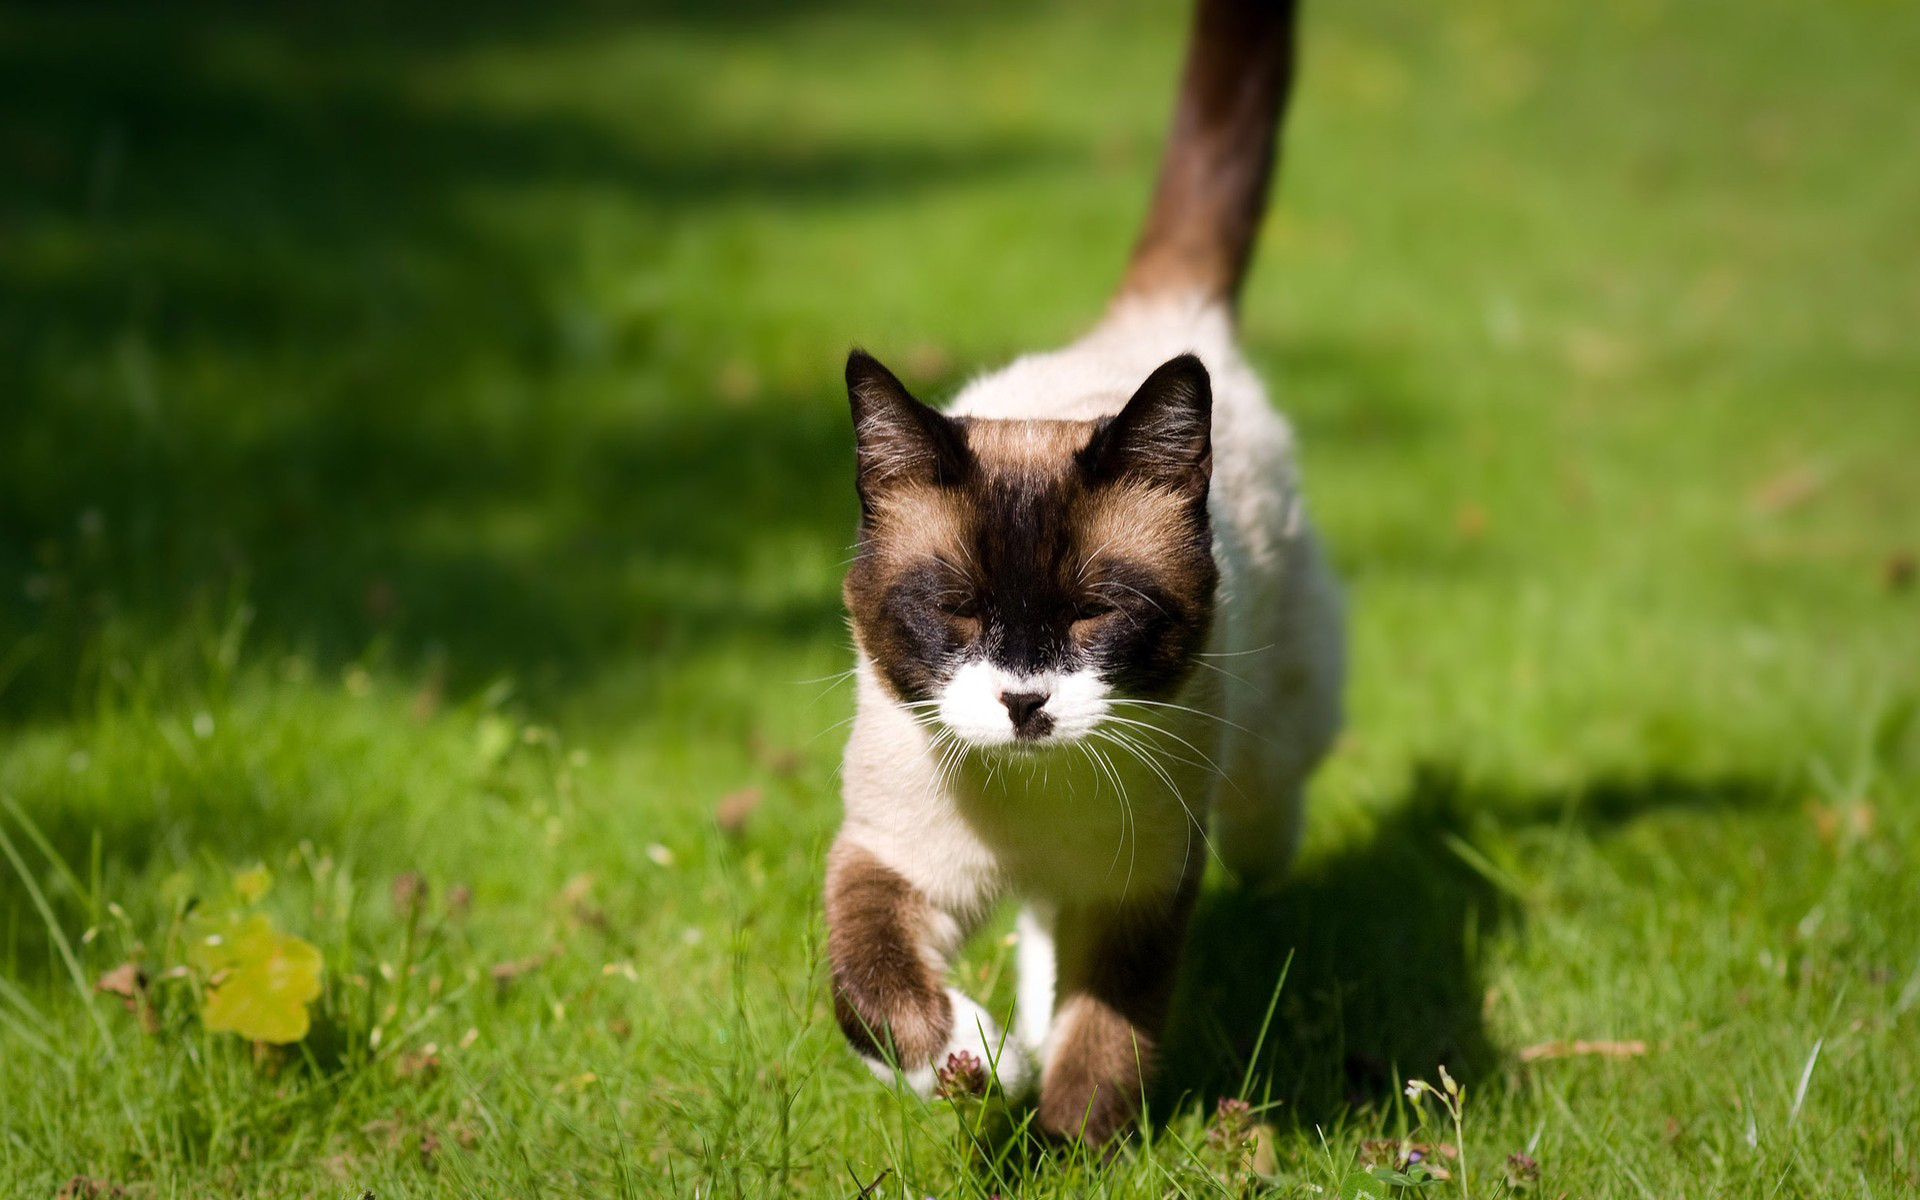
[1113,0,1301,315]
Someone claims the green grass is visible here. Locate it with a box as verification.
[3,0,1918,1194]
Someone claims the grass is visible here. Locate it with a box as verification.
[2,0,1917,1193]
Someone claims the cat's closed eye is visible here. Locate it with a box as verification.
[937,595,980,620]
[1073,599,1119,621]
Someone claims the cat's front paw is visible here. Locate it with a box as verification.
[862,989,1033,1100]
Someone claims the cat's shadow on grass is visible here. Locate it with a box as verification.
[1154,765,1776,1130]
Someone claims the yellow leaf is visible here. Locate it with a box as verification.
[191,914,323,1044]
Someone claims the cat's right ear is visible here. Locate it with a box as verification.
[846,350,972,508]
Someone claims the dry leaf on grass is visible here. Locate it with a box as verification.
[391,871,429,918]
[394,1043,442,1081]
[1748,463,1825,516]
[489,956,543,992]
[558,873,608,931]
[746,732,804,777]
[490,943,565,994]
[716,787,763,836]
[1884,551,1915,592]
[95,962,144,1000]
[95,962,159,1034]
[1517,1038,1648,1062]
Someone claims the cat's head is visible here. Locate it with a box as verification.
[842,350,1217,750]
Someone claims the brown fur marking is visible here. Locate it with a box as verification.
[1041,995,1151,1144]
[1081,482,1206,578]
[1118,0,1300,308]
[863,485,969,568]
[825,841,952,1068]
[1039,882,1200,1144]
[962,418,1094,472]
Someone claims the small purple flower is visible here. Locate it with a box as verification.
[934,1050,988,1099]
[1205,1096,1255,1155]
[1505,1152,1541,1191]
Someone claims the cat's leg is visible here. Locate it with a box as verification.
[1215,531,1344,886]
[1037,886,1196,1144]
[825,839,1031,1098]
[1015,904,1058,1058]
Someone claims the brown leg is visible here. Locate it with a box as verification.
[825,839,957,1074]
[1037,883,1198,1145]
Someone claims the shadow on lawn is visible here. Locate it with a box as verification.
[0,0,1068,959]
[0,0,1063,728]
[1156,765,1779,1127]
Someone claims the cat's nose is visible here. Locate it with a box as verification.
[999,691,1050,730]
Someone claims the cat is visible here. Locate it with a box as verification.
[824,0,1342,1146]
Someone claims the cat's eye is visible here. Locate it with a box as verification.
[1074,599,1118,622]
[939,596,980,620]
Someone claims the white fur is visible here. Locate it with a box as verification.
[1015,906,1057,1058]
[864,988,1033,1099]
[839,292,1345,1064]
[936,661,1109,747]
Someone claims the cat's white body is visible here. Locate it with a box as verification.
[837,293,1344,1088]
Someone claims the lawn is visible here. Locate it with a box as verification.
[2,0,1917,1194]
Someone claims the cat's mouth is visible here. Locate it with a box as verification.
[931,662,1110,749]
[932,711,1107,755]
[952,728,1091,758]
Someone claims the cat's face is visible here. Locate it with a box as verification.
[843,351,1217,750]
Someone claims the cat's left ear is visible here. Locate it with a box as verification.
[1080,354,1212,495]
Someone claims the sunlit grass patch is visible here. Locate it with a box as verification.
[2,0,1918,1194]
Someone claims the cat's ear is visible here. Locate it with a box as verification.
[846,350,972,507]
[1080,354,1212,495]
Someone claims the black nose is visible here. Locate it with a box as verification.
[999,691,1050,731]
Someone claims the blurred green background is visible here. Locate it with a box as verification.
[2,0,1917,1194]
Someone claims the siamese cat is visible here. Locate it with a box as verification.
[825,0,1342,1145]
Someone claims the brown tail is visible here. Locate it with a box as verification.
[1115,0,1301,312]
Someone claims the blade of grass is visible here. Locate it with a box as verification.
[0,795,91,907]
[1787,1037,1822,1128]
[1237,948,1293,1100]
[0,811,113,1053]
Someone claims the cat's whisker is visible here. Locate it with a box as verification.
[1100,725,1214,779]
[798,669,860,706]
[932,731,968,800]
[792,669,858,687]
[1108,696,1275,746]
[1189,657,1263,695]
[1091,727,1225,874]
[1089,578,1172,618]
[1083,741,1137,899]
[1195,643,1275,659]
[1082,743,1123,880]
[1099,712,1234,779]
[1107,745,1140,903]
[806,713,861,745]
[1100,713,1258,811]
[1076,533,1125,584]
[1082,738,1132,897]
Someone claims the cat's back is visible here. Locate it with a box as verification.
[946,295,1305,563]
[946,296,1243,419]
